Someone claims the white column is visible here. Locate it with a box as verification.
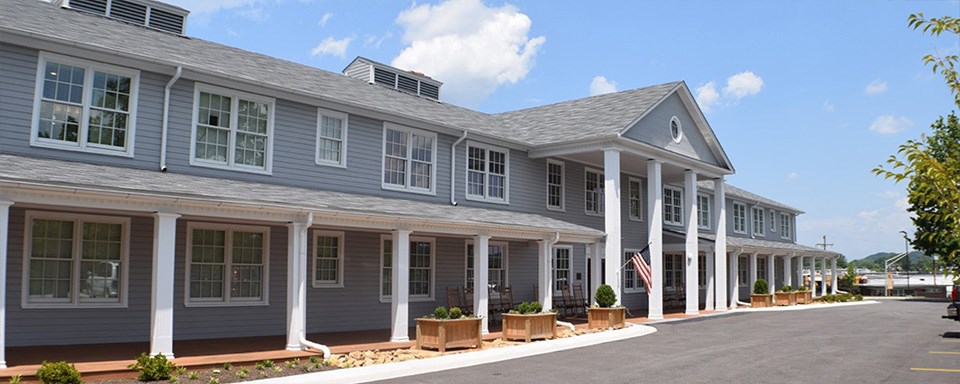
[684,170,699,315]
[705,251,715,311]
[797,256,805,291]
[150,212,179,358]
[831,257,838,294]
[285,220,308,350]
[0,201,12,369]
[728,251,740,308]
[603,149,623,305]
[590,242,603,305]
[537,239,553,310]
[767,255,776,295]
[474,235,490,334]
[784,255,793,288]
[749,253,758,291]
[808,256,816,295]
[390,229,412,342]
[647,160,664,320]
[713,178,728,310]
[820,257,828,296]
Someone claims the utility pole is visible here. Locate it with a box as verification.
[816,235,833,251]
[815,236,834,293]
[900,231,911,292]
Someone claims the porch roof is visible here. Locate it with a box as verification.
[0,154,605,242]
[724,235,837,257]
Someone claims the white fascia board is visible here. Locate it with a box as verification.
[529,137,731,179]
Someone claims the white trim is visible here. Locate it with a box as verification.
[769,210,777,233]
[696,193,711,230]
[31,52,140,157]
[669,116,683,144]
[545,159,565,212]
[380,122,438,195]
[183,222,271,307]
[583,167,604,216]
[732,201,747,234]
[751,206,765,237]
[552,245,573,293]
[738,255,749,287]
[622,248,646,294]
[464,140,510,204]
[627,177,643,222]
[663,185,684,226]
[464,240,510,289]
[379,234,436,303]
[21,210,131,309]
[315,108,349,168]
[780,213,792,240]
[311,230,345,288]
[189,83,275,175]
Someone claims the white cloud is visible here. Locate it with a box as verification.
[722,71,764,99]
[869,115,913,134]
[786,172,799,181]
[589,76,618,96]
[858,210,880,221]
[798,196,915,259]
[823,100,836,112]
[363,32,393,49]
[865,80,888,96]
[164,0,261,14]
[318,12,333,27]
[391,0,546,107]
[695,81,720,112]
[310,36,353,59]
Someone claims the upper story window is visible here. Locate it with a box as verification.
[191,84,274,174]
[780,213,792,239]
[316,108,348,168]
[382,123,436,194]
[585,168,604,216]
[769,211,777,232]
[466,142,509,203]
[465,241,509,289]
[313,231,345,288]
[546,160,565,211]
[732,202,747,234]
[752,207,765,236]
[186,223,269,306]
[628,178,643,221]
[669,116,683,143]
[663,186,683,226]
[697,194,711,229]
[32,53,140,157]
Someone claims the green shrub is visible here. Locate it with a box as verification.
[854,294,863,301]
[595,284,617,308]
[433,306,449,319]
[515,301,530,314]
[187,371,199,380]
[129,353,177,382]
[753,279,768,295]
[781,285,793,292]
[222,362,232,371]
[527,301,543,314]
[9,375,22,384]
[797,285,808,291]
[449,306,463,319]
[36,361,81,384]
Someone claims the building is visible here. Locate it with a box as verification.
[0,0,838,368]
[858,273,952,297]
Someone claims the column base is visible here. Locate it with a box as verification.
[715,305,728,311]
[285,344,304,351]
[685,310,699,316]
[390,337,410,343]
[647,313,664,321]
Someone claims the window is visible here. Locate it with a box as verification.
[546,160,565,211]
[32,53,139,156]
[756,257,767,281]
[465,241,508,289]
[698,254,707,287]
[379,236,435,301]
[191,84,274,173]
[752,207,765,236]
[312,231,344,288]
[466,142,509,203]
[186,224,269,306]
[585,169,604,215]
[552,246,572,291]
[316,108,348,167]
[628,178,643,221]
[670,116,683,143]
[697,194,710,229]
[780,213,792,239]
[732,202,747,234]
[664,254,683,290]
[23,212,129,308]
[382,124,436,194]
[738,256,748,287]
[663,187,683,226]
[623,249,645,293]
[769,211,777,232]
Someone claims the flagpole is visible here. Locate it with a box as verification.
[618,242,653,271]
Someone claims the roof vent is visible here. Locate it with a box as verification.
[343,57,443,101]
[58,0,189,35]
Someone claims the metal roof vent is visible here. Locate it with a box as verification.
[57,0,189,35]
[343,57,443,101]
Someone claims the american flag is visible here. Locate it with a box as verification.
[630,245,653,294]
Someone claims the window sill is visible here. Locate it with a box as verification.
[628,216,644,222]
[184,301,270,308]
[584,211,604,217]
[31,140,134,158]
[22,302,128,309]
[379,296,435,304]
[190,159,273,176]
[624,289,647,294]
[663,221,684,227]
[465,195,509,205]
[315,160,347,169]
[312,283,344,289]
[546,206,565,213]
[381,184,436,196]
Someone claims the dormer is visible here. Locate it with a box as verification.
[55,0,189,35]
[343,57,442,101]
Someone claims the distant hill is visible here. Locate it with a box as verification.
[850,251,932,272]
[857,251,927,263]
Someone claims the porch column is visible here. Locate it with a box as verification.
[603,149,623,305]
[704,251,715,311]
[590,242,603,305]
[285,219,308,350]
[831,257,838,294]
[150,212,180,358]
[390,229,412,342]
[807,256,816,294]
[537,238,552,311]
[713,178,728,310]
[749,253,758,292]
[820,256,828,296]
[784,254,793,288]
[797,256,805,292]
[474,235,490,334]
[767,255,776,295]
[684,170,699,315]
[729,250,741,308]
[647,159,664,320]
[0,201,12,369]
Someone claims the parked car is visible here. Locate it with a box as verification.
[84,261,120,299]
[943,285,959,323]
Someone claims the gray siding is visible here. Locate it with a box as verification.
[622,93,721,168]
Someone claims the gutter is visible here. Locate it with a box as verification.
[159,66,183,172]
[450,131,468,206]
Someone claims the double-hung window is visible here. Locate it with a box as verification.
[756,257,767,281]
[585,169,604,215]
[23,212,129,308]
[732,202,747,234]
[552,246,572,291]
[382,124,436,193]
[697,194,711,229]
[191,84,274,173]
[623,250,645,293]
[32,53,139,156]
[186,224,269,306]
[752,207,765,236]
[664,254,683,290]
[698,254,707,287]
[780,213,792,239]
[316,108,348,167]
[465,241,509,289]
[628,178,643,221]
[546,160,565,211]
[738,256,749,286]
[769,211,777,233]
[663,187,683,226]
[466,142,509,203]
[313,231,344,288]
[380,236,435,301]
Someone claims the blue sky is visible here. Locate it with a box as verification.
[166,0,959,259]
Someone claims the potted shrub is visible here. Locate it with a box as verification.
[415,306,482,353]
[502,301,558,342]
[588,284,626,329]
[796,285,812,304]
[750,279,773,308]
[775,285,796,306]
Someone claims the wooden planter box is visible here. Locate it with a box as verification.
[750,294,773,308]
[774,292,793,306]
[502,313,557,342]
[796,291,812,304]
[416,317,482,353]
[588,307,626,329]
[787,292,798,305]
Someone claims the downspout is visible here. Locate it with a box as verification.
[544,232,575,331]
[159,66,183,172]
[450,131,468,205]
[297,213,331,358]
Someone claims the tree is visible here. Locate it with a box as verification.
[836,254,848,269]
[906,115,960,262]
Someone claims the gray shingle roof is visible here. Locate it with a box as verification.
[684,231,836,256]
[698,181,803,214]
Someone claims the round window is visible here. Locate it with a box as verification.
[670,116,682,143]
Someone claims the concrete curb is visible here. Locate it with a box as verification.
[641,300,880,324]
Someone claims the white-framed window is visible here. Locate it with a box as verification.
[697,194,711,230]
[670,116,683,143]
[552,245,572,291]
[769,210,777,232]
[546,159,565,211]
[585,168,604,215]
[22,211,130,308]
[623,249,645,293]
[698,254,707,287]
[663,186,683,226]
[185,223,269,306]
[756,257,767,281]
[312,230,344,288]
[466,141,509,203]
[315,108,348,168]
[732,202,747,234]
[465,241,509,289]
[382,123,436,194]
[752,207,765,236]
[31,52,140,157]
[780,213,792,239]
[190,83,275,174]
[738,255,748,287]
[664,254,683,290]
[379,235,435,302]
[628,177,643,221]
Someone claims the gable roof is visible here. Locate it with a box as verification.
[698,181,804,214]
